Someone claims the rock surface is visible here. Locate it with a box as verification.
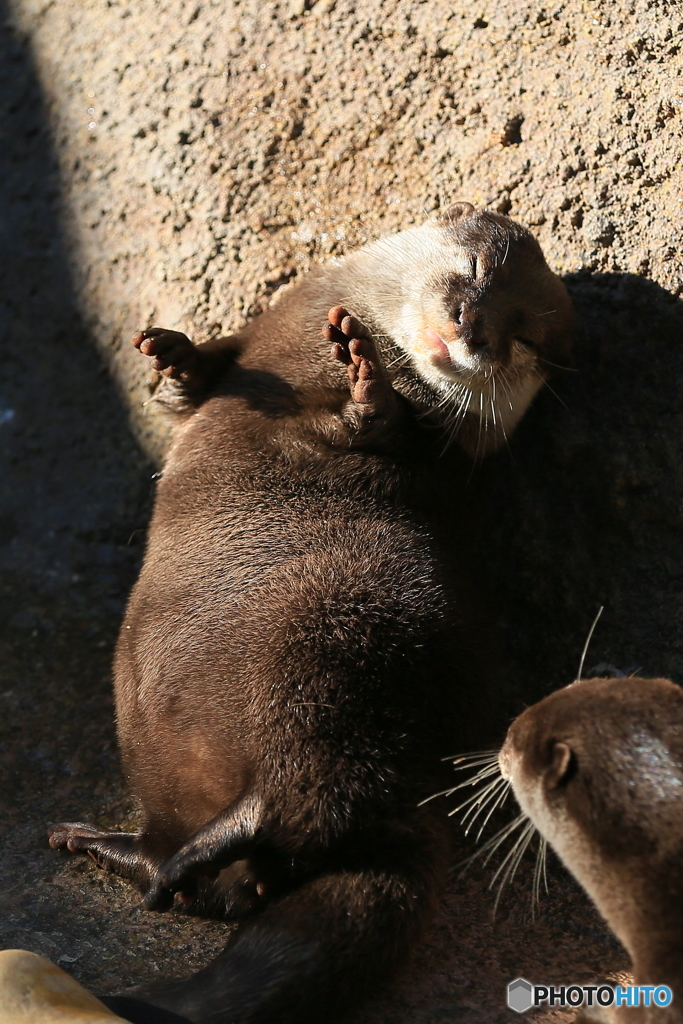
[0,950,125,1023]
[0,0,681,1022]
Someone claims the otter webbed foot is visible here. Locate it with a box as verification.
[47,822,160,889]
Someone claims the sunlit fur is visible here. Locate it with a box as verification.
[327,206,574,459]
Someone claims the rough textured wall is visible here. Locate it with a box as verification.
[15,0,683,454]
[0,0,681,1020]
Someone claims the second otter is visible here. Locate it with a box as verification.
[500,676,683,1023]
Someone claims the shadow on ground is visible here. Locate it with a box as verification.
[0,3,213,995]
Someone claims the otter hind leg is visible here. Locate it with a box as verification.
[47,822,160,890]
[324,306,401,421]
[144,797,262,913]
[117,819,450,1024]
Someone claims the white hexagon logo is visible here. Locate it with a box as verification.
[508,978,534,1013]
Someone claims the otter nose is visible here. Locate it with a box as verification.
[457,312,494,353]
[456,303,489,348]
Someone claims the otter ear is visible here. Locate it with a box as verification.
[545,741,575,789]
[438,202,475,224]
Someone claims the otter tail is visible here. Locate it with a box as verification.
[103,828,447,1024]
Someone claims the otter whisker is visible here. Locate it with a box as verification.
[444,748,499,767]
[541,837,548,894]
[497,369,516,413]
[458,778,507,827]
[454,770,507,811]
[532,836,548,912]
[470,779,511,841]
[472,391,485,464]
[533,367,570,411]
[441,392,473,454]
[422,762,502,805]
[418,763,500,806]
[489,375,514,459]
[576,605,604,682]
[456,761,502,782]
[489,818,535,888]
[538,357,578,372]
[460,777,509,833]
[492,819,536,915]
[449,773,507,818]
[457,811,528,874]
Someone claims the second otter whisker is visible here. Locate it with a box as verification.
[467,779,511,842]
[449,773,507,819]
[532,836,549,911]
[491,818,537,915]
[457,811,529,875]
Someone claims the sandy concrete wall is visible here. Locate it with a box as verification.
[12,0,682,458]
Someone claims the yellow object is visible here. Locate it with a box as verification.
[0,950,126,1023]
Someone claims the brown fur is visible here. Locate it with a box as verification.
[501,676,683,1023]
[48,208,572,1024]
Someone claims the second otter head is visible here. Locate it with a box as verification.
[500,676,683,972]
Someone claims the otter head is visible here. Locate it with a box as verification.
[393,202,574,455]
[500,676,683,959]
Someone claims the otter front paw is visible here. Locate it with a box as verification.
[323,306,397,419]
[132,327,199,380]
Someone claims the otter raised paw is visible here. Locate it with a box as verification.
[132,326,241,410]
[324,306,401,422]
[132,328,200,380]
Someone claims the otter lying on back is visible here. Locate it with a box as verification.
[500,676,683,1024]
[48,204,573,1024]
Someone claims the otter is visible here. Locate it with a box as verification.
[47,204,573,1024]
[499,676,683,1023]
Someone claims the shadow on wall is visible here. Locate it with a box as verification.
[482,271,683,715]
[0,0,152,951]
[0,4,151,603]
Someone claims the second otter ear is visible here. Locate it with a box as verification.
[545,741,575,789]
[438,202,475,224]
